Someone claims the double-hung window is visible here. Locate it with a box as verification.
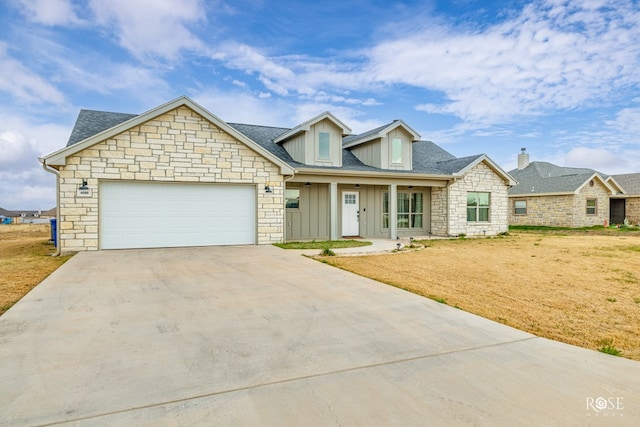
[514,200,527,215]
[467,192,490,222]
[382,191,423,229]
[586,199,597,215]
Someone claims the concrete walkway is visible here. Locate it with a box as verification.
[0,245,638,426]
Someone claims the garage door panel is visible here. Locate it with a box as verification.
[100,182,256,249]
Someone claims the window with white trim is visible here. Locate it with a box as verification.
[514,200,527,215]
[285,189,300,209]
[318,132,330,160]
[391,138,402,164]
[382,191,423,229]
[467,192,490,222]
[586,199,597,215]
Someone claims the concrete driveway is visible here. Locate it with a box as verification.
[1,246,638,426]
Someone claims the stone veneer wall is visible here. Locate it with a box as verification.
[572,180,610,227]
[57,106,284,252]
[627,197,640,225]
[447,162,509,236]
[430,186,448,236]
[509,180,611,227]
[509,195,574,227]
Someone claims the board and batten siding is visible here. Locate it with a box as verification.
[383,128,413,171]
[286,184,432,240]
[350,140,382,169]
[282,118,343,167]
[286,183,330,240]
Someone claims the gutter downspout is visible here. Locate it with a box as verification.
[40,158,61,256]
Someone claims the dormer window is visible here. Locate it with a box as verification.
[318,132,330,160]
[391,138,402,164]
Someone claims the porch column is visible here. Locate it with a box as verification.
[329,182,339,240]
[389,183,397,239]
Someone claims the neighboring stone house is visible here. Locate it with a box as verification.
[508,149,626,227]
[40,96,515,253]
[608,173,640,225]
[0,207,50,224]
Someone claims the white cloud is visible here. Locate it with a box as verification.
[564,146,621,170]
[606,107,640,135]
[367,0,640,125]
[88,0,205,60]
[0,43,66,105]
[0,114,70,210]
[15,0,84,26]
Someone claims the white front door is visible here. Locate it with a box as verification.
[342,191,359,236]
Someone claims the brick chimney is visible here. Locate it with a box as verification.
[518,147,529,170]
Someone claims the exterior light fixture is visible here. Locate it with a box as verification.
[79,180,88,190]
[264,183,273,193]
[304,182,311,186]
[408,185,414,189]
[354,184,361,188]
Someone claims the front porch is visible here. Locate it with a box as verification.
[284,177,448,242]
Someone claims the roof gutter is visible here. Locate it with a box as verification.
[39,158,61,256]
[292,167,453,181]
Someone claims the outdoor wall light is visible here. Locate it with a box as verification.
[79,180,88,190]
[304,182,312,186]
[354,183,361,188]
[264,183,273,193]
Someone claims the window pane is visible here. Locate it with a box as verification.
[412,193,423,213]
[382,192,389,228]
[479,207,490,221]
[467,207,477,221]
[319,132,330,159]
[285,189,300,209]
[467,192,478,206]
[397,213,409,228]
[412,214,423,228]
[398,193,410,213]
[392,138,402,163]
[515,200,526,215]
[478,192,490,206]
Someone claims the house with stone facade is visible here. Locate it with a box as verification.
[39,96,515,253]
[608,173,640,225]
[507,148,629,227]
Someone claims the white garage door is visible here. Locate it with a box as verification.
[100,182,256,249]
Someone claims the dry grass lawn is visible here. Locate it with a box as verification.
[0,224,73,315]
[324,232,640,361]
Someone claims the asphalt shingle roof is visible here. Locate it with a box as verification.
[612,173,640,195]
[67,109,137,146]
[65,109,486,177]
[508,161,602,195]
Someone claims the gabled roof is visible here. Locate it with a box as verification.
[67,110,137,146]
[342,120,421,148]
[40,96,294,175]
[273,111,351,143]
[46,97,513,183]
[508,161,614,196]
[611,173,640,195]
[0,208,48,217]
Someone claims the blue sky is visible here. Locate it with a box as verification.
[1,0,639,210]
